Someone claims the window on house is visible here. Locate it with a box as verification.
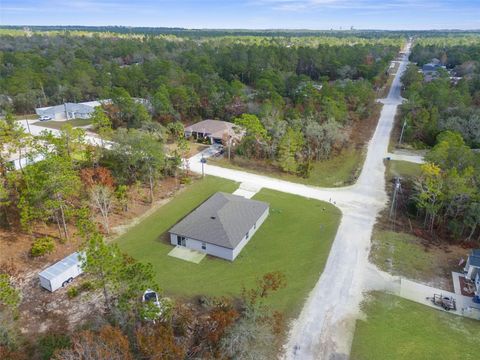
[246,231,249,239]
[202,242,206,250]
[254,223,256,229]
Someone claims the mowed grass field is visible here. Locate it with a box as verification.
[34,118,92,129]
[116,176,341,317]
[351,292,480,360]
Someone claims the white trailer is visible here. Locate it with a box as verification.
[38,252,84,292]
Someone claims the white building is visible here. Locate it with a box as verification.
[169,192,269,261]
[464,249,480,304]
[35,100,109,121]
[38,252,84,292]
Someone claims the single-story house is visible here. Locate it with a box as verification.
[35,100,108,121]
[421,60,446,82]
[169,192,269,261]
[184,119,244,145]
[464,249,480,303]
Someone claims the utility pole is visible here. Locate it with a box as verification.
[399,120,407,145]
[200,154,206,178]
[389,177,401,220]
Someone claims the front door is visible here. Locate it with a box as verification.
[177,236,186,247]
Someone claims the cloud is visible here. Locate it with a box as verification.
[253,0,457,12]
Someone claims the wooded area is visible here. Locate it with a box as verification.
[398,36,480,243]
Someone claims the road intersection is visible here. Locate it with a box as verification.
[189,42,412,359]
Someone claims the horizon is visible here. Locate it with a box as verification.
[2,25,480,32]
[2,1,480,31]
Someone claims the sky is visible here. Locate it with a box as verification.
[1,0,479,30]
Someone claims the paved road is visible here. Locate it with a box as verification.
[16,119,107,147]
[190,42,412,359]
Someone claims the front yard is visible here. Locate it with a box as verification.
[351,292,480,360]
[116,176,341,317]
[33,118,92,129]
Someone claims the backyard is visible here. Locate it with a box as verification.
[351,292,480,360]
[116,176,341,317]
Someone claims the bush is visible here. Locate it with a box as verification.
[180,176,191,185]
[67,281,94,298]
[66,287,79,298]
[37,333,71,360]
[30,237,55,257]
[78,280,94,292]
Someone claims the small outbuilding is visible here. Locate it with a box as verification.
[169,192,269,261]
[184,119,243,145]
[464,249,480,303]
[38,252,84,292]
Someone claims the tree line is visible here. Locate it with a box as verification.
[0,32,399,117]
[399,37,480,242]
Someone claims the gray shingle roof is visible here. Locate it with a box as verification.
[169,192,269,249]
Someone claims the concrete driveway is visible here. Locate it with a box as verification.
[189,42,413,359]
[16,119,108,148]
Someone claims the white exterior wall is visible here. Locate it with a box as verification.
[169,207,269,261]
[170,233,233,260]
[39,262,83,292]
[232,207,269,260]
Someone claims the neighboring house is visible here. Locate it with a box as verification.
[421,60,447,82]
[169,192,269,261]
[464,249,480,303]
[184,119,244,145]
[35,100,108,121]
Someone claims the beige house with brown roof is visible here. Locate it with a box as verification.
[184,119,243,145]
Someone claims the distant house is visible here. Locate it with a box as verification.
[464,249,480,303]
[184,119,243,145]
[35,100,108,121]
[421,59,447,82]
[169,192,269,261]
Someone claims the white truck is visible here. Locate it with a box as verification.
[38,252,84,292]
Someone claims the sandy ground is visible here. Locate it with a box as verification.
[188,42,413,359]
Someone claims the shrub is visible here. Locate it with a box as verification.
[78,280,94,292]
[180,176,191,185]
[37,333,71,360]
[67,281,94,299]
[67,287,79,298]
[30,237,55,257]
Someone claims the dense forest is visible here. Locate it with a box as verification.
[398,36,480,242]
[0,31,402,177]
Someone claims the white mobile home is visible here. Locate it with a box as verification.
[38,252,84,292]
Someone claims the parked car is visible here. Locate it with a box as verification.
[142,289,160,307]
[39,115,52,121]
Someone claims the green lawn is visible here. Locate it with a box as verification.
[116,176,341,317]
[34,118,92,129]
[386,160,422,181]
[210,147,363,187]
[370,230,440,281]
[351,292,480,360]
